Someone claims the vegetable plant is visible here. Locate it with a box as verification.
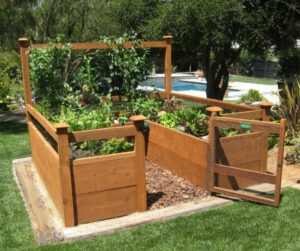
[30,42,73,111]
[51,101,113,131]
[128,95,164,121]
[159,105,208,137]
[100,138,134,155]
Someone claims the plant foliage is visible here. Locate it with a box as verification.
[240,89,264,104]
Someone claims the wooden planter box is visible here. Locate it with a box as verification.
[146,121,268,190]
[27,105,146,226]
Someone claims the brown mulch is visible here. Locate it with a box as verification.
[145,161,209,210]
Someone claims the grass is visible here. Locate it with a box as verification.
[230,74,277,85]
[2,119,300,250]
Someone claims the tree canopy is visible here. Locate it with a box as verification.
[1,0,300,99]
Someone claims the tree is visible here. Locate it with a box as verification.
[144,0,270,99]
[109,0,161,36]
[0,0,36,49]
[33,0,92,42]
[245,0,300,82]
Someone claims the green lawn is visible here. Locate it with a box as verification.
[230,74,277,85]
[2,119,300,251]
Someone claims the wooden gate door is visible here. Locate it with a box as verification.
[208,116,286,207]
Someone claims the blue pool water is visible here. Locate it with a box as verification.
[142,79,207,92]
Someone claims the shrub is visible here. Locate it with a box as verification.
[240,89,264,104]
[286,143,300,165]
[0,51,22,111]
[0,73,10,110]
[277,80,300,138]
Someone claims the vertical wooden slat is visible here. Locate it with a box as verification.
[274,119,286,206]
[130,115,147,211]
[56,123,75,226]
[18,38,32,106]
[163,35,172,99]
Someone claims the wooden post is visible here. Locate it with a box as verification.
[206,106,222,192]
[206,106,223,117]
[163,35,172,99]
[260,101,272,121]
[274,119,286,206]
[130,115,147,211]
[18,38,32,106]
[56,123,75,226]
[207,114,217,193]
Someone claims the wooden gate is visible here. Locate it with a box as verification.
[208,116,286,207]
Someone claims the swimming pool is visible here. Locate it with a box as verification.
[142,78,207,92]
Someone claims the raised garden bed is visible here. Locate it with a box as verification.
[18,37,284,228]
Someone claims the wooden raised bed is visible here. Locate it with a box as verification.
[146,108,269,191]
[26,104,146,226]
[19,36,284,227]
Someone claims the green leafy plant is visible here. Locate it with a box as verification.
[100,138,134,155]
[129,96,163,121]
[95,34,150,97]
[0,73,10,110]
[159,105,208,137]
[51,100,113,131]
[30,42,72,111]
[159,111,180,128]
[177,106,208,137]
[240,89,264,104]
[0,51,22,111]
[219,128,240,137]
[30,35,150,112]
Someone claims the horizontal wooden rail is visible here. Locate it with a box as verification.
[222,110,263,120]
[73,151,136,165]
[31,41,168,50]
[170,92,257,112]
[212,116,281,134]
[214,164,276,184]
[212,186,276,206]
[26,104,59,142]
[69,125,138,142]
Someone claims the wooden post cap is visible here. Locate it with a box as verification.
[55,123,70,134]
[130,115,146,122]
[259,101,273,108]
[163,35,173,41]
[130,115,147,132]
[18,37,30,48]
[206,106,223,115]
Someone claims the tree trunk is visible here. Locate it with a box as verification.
[205,64,229,100]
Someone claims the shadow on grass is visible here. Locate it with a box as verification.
[0,120,27,134]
